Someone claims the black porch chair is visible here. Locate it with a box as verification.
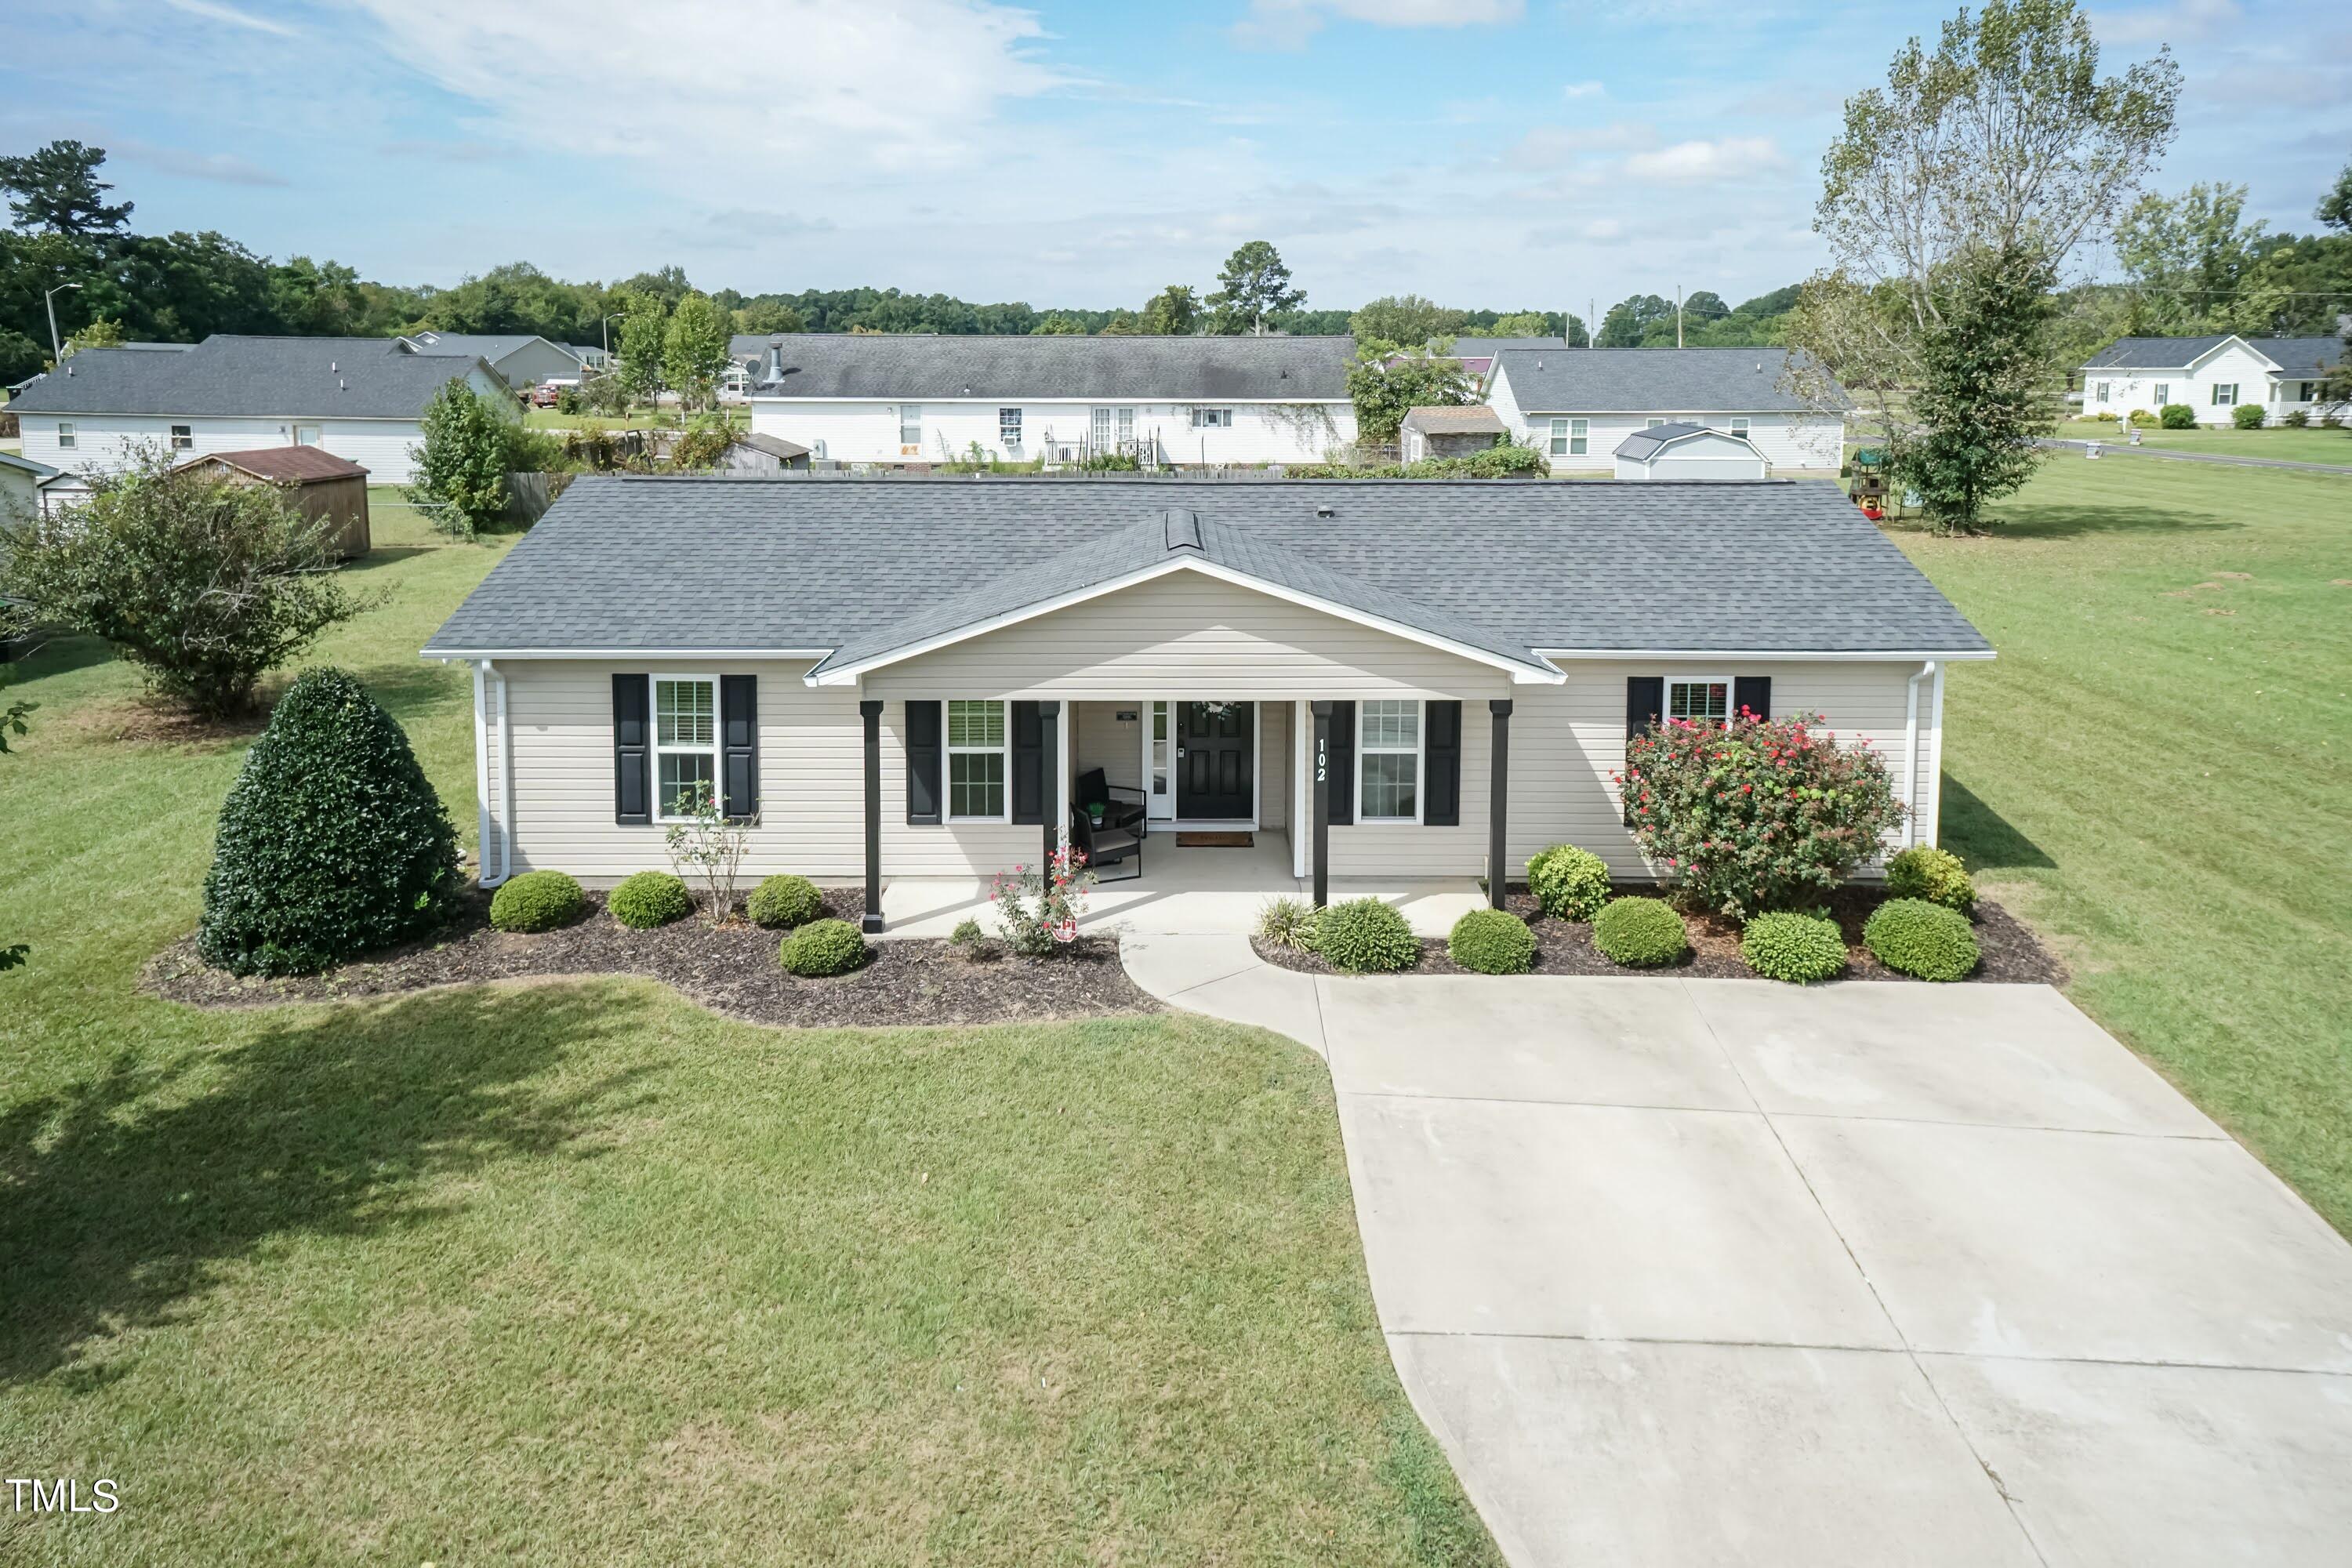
[1070,804,1144,882]
[1074,767,1146,833]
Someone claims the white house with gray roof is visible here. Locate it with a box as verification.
[7,334,514,486]
[400,330,587,390]
[423,476,1987,928]
[2078,336,2345,425]
[737,334,1359,467]
[1485,347,1846,476]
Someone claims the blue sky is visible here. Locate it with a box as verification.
[3,0,2345,313]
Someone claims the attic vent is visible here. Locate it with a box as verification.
[339,378,347,390]
[329,360,338,372]
[1161,506,1203,554]
[1314,502,1336,518]
[1534,359,1544,370]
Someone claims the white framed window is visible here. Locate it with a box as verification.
[1356,699,1422,823]
[1728,416,1749,437]
[55,422,75,449]
[292,424,319,446]
[1117,406,1135,443]
[898,405,923,448]
[170,423,193,450]
[1547,417,1588,457]
[1665,676,1732,730]
[2095,381,2111,402]
[1190,407,1233,429]
[946,699,1008,822]
[998,407,1022,449]
[2154,383,2169,405]
[652,676,720,821]
[2211,383,2237,407]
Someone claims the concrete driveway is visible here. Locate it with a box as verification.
[1319,975,2352,1567]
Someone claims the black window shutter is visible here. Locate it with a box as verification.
[905,701,942,825]
[1625,676,1664,740]
[1424,699,1461,826]
[720,674,757,821]
[1733,676,1772,722]
[1327,701,1356,826]
[613,673,650,825]
[1009,700,1044,824]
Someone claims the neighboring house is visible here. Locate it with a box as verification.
[174,445,372,558]
[400,331,586,391]
[735,334,1359,467]
[1486,347,1846,475]
[5,335,514,486]
[1441,336,1573,390]
[715,433,811,475]
[1612,422,1768,481]
[564,343,611,373]
[1399,405,1508,461]
[423,476,1987,927]
[0,449,56,518]
[2078,336,2347,425]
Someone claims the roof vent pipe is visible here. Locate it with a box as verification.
[766,340,783,383]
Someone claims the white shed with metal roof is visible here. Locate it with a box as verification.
[1612,422,1768,481]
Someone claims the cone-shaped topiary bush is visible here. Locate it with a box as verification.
[1526,844,1612,920]
[1591,897,1688,968]
[1740,911,1848,983]
[747,873,825,929]
[610,870,693,928]
[780,917,867,976]
[1312,898,1420,973]
[1449,908,1537,974]
[198,667,460,975]
[1864,898,1980,982]
[489,869,584,933]
[1884,846,1976,912]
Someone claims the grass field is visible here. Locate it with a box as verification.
[2056,417,2352,465]
[0,498,1495,1566]
[1892,456,2352,1236]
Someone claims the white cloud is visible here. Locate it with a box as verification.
[1561,80,1606,99]
[1234,0,1523,49]
[339,0,1062,182]
[2091,0,2240,45]
[114,136,290,187]
[164,0,298,36]
[1624,136,1784,181]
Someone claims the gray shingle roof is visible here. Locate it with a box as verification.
[2080,335,2346,373]
[1445,336,1570,358]
[424,476,1991,662]
[5,336,494,419]
[728,333,1356,401]
[1613,421,1759,460]
[1490,347,1838,414]
[404,332,576,365]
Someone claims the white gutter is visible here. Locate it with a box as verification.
[1924,662,1947,848]
[471,661,494,886]
[1902,660,1936,848]
[495,661,516,886]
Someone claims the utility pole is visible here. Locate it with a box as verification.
[45,281,83,366]
[1676,285,1684,348]
[1589,298,1596,348]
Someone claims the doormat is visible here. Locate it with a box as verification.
[1176,832,1255,848]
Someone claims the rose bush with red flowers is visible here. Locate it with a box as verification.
[1617,710,1904,917]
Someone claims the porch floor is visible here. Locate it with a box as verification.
[874,831,1488,938]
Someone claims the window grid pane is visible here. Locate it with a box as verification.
[1668,680,1730,727]
[1361,700,1420,749]
[949,753,1004,819]
[1362,753,1417,820]
[947,699,1004,750]
[659,753,714,816]
[656,680,715,746]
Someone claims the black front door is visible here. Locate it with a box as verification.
[1178,702,1254,819]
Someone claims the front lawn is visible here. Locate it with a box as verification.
[2056,417,2352,466]
[1892,456,2352,1236]
[0,500,1494,1565]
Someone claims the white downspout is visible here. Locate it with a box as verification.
[471,660,494,885]
[1924,662,1947,848]
[1902,660,1936,848]
[495,661,517,884]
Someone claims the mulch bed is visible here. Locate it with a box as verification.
[143,886,1158,1029]
[1254,884,2064,985]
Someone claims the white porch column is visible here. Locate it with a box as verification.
[1293,698,1310,880]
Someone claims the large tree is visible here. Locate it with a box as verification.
[1349,294,1466,347]
[2116,183,2278,335]
[0,139,132,234]
[1138,284,1199,336]
[1900,243,2063,533]
[1206,241,1305,336]
[1345,339,1472,448]
[615,290,670,404]
[2318,153,2352,234]
[1788,0,2180,522]
[1596,293,1672,347]
[662,290,732,409]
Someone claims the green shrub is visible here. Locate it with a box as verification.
[1449,908,1536,974]
[489,869,584,933]
[1526,844,1612,920]
[1864,898,1980,982]
[948,917,985,953]
[2126,407,2158,426]
[2230,401,2267,430]
[1591,897,1688,967]
[2283,408,2309,428]
[2321,412,2344,430]
[746,873,825,929]
[1883,845,1976,912]
[2091,409,2118,423]
[1254,895,1322,951]
[1312,898,1420,973]
[780,917,867,977]
[1740,911,1848,984]
[1624,709,1904,917]
[609,869,692,928]
[197,668,461,975]
[2159,403,2195,429]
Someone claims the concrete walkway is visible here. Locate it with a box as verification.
[1119,945,2352,1567]
[2038,437,2352,474]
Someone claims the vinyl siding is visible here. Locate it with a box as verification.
[749,397,1355,466]
[2078,342,2321,425]
[1485,365,1844,473]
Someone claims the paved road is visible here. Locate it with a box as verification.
[2038,437,2352,474]
[1117,935,2352,1568]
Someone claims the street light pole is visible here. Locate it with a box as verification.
[45,281,83,366]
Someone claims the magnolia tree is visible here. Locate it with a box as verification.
[1787,0,2180,533]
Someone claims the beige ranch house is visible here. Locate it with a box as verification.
[423,476,1991,930]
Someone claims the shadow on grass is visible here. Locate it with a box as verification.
[1889,504,2238,543]
[1941,774,2056,873]
[7,632,115,682]
[341,544,448,570]
[0,984,655,1388]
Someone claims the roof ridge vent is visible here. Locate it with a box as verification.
[1162,506,1202,554]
